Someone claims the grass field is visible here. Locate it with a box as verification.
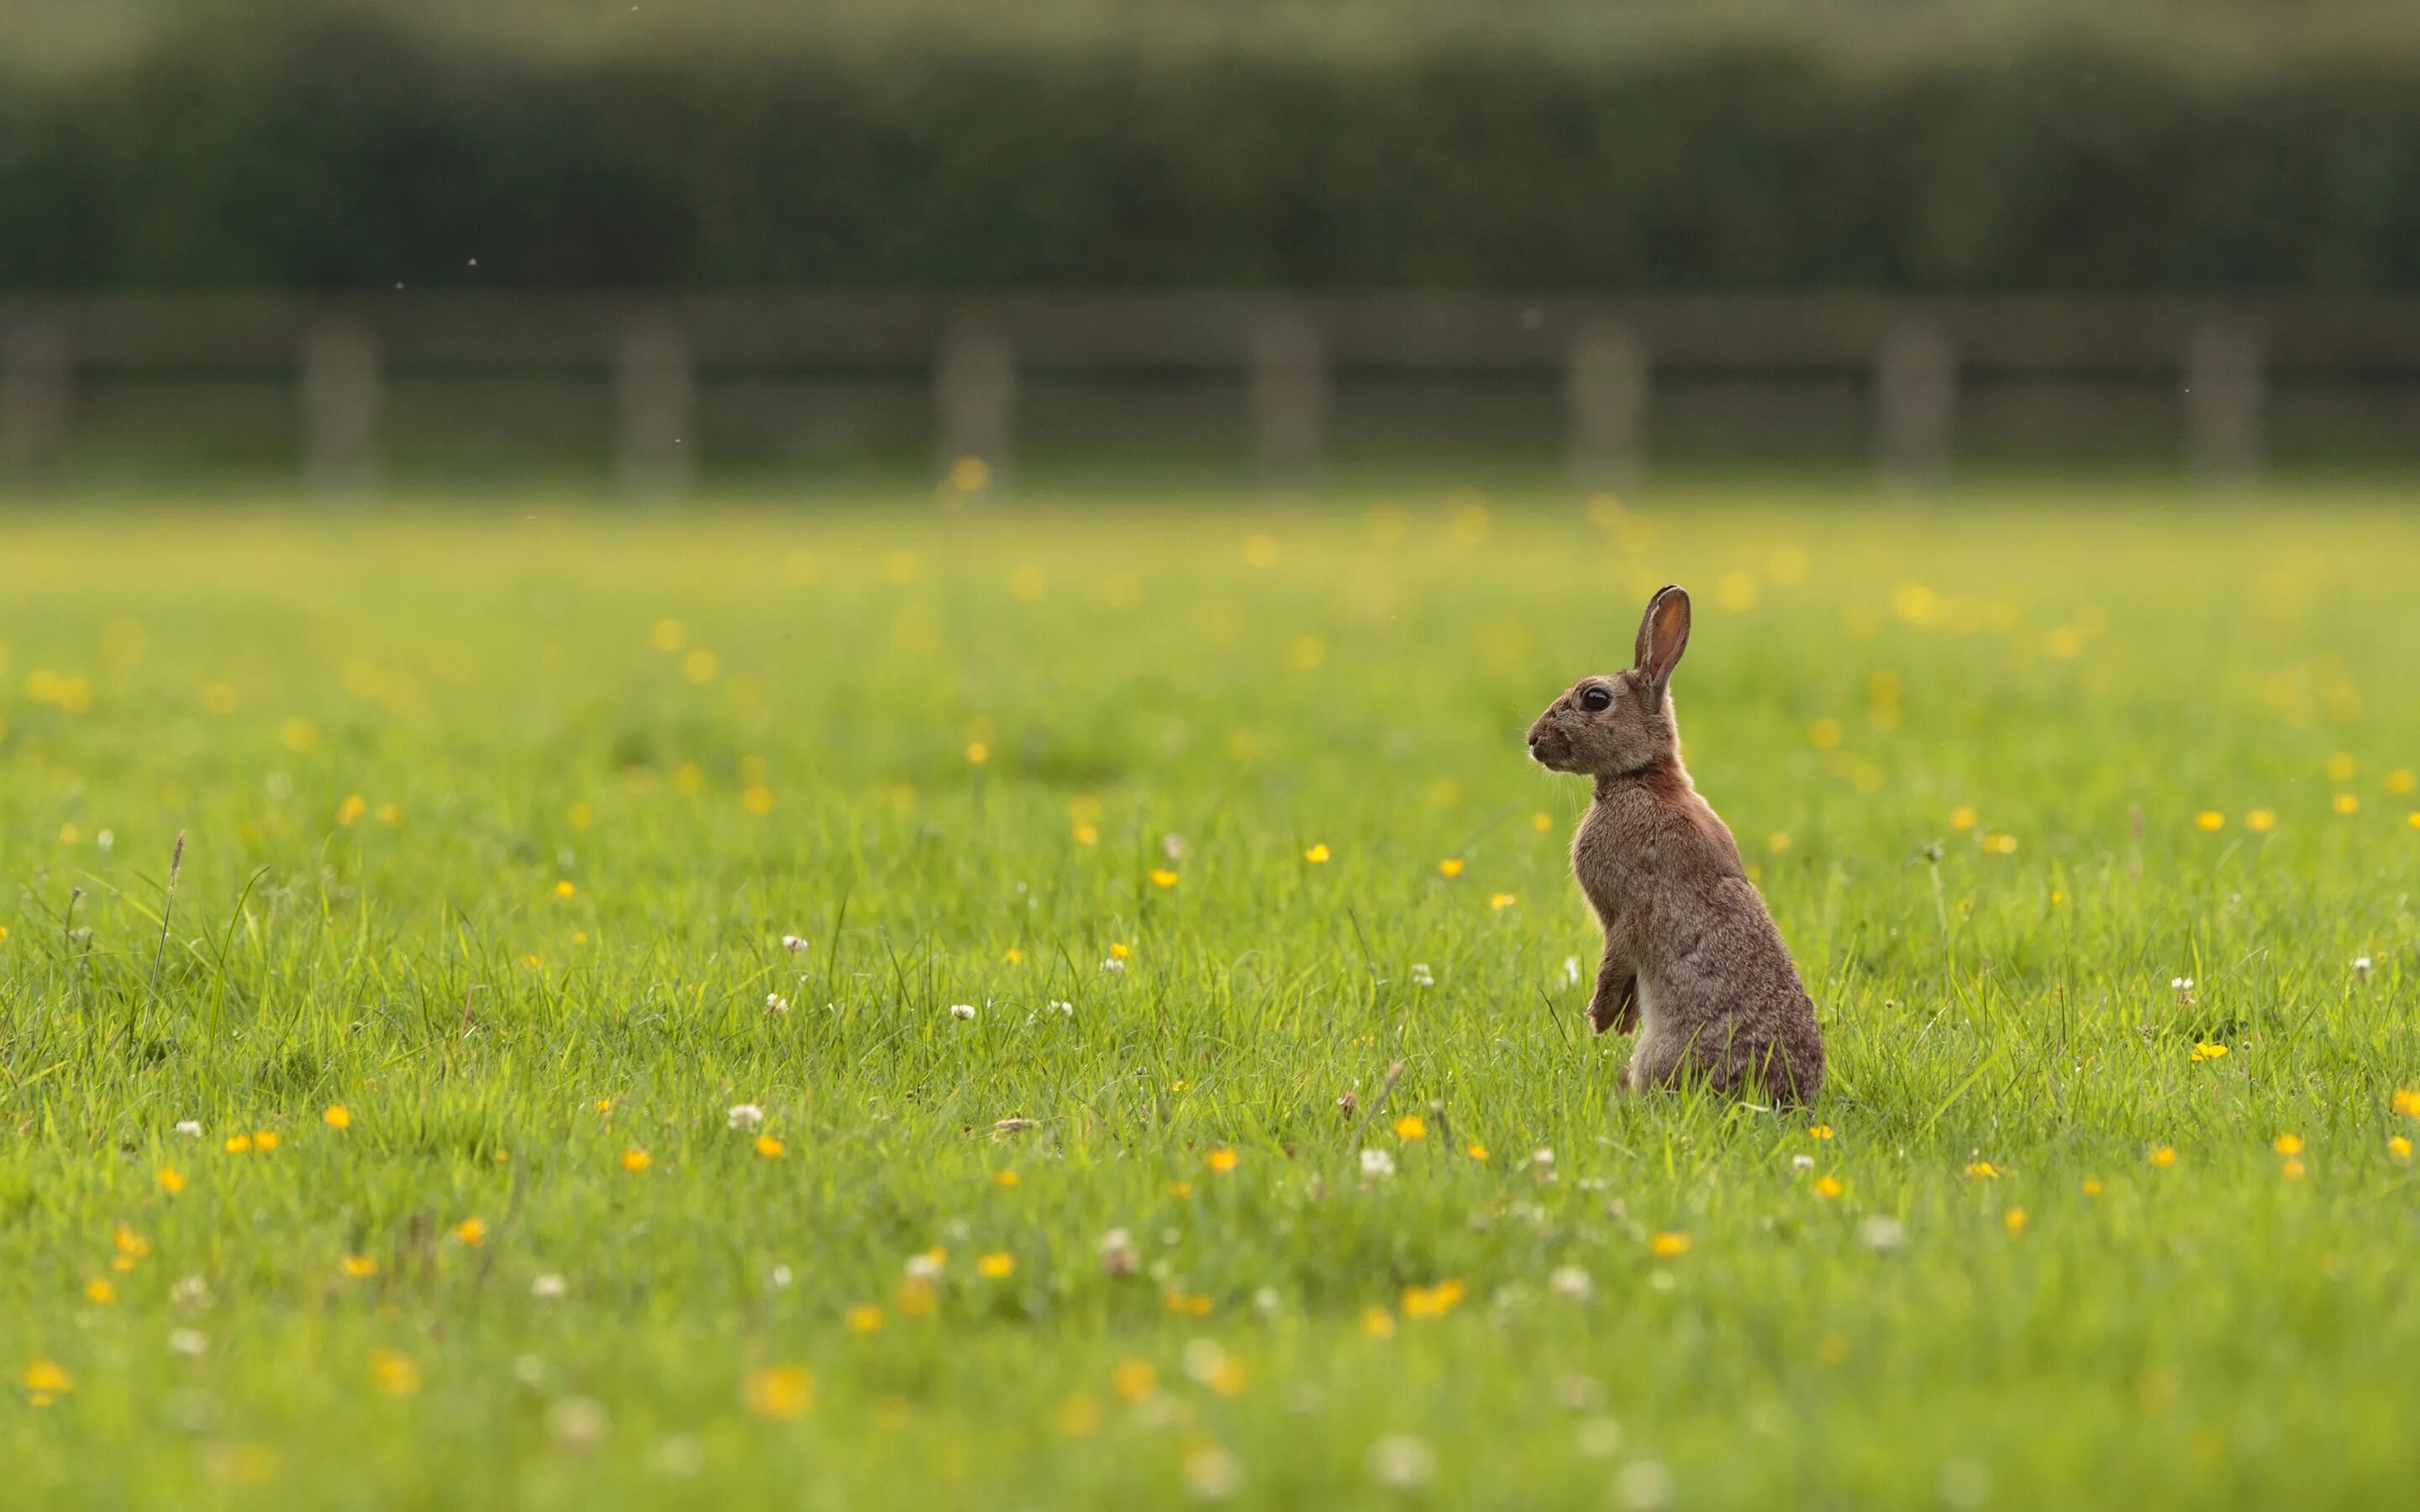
[4,482,2419,1509]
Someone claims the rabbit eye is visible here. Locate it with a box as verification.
[1580,686,1612,711]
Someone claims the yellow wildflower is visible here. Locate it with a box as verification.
[2246,809,2277,832]
[370,1350,421,1397]
[1394,1116,1427,1142]
[1812,1175,1844,1199]
[1057,1394,1103,1436]
[1487,892,1517,910]
[323,1105,352,1130]
[1303,843,1330,864]
[1438,858,1465,878]
[1111,1360,1158,1400]
[1649,1232,1691,1259]
[1400,1280,1467,1319]
[454,1217,486,1247]
[744,1364,813,1419]
[1206,1147,1239,1173]
[620,1148,651,1173]
[755,1136,785,1158]
[2004,1208,2028,1236]
[1150,869,1179,888]
[2195,811,2223,832]
[342,1255,378,1278]
[1361,1308,1397,1338]
[2150,1146,2177,1168]
[2273,1133,2304,1156]
[156,1167,185,1194]
[976,1252,1015,1279]
[844,1305,885,1334]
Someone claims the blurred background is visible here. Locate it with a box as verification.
[8,0,2420,497]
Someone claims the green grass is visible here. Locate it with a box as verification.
[4,481,2418,1508]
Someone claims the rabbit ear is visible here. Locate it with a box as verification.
[1634,585,1691,697]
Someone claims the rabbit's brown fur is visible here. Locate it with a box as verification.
[1526,585,1825,1104]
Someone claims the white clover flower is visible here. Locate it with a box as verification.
[1791,1153,1816,1172]
[651,1435,706,1478]
[781,933,809,953]
[1618,1459,1675,1509]
[1253,1287,1283,1316]
[765,993,790,1015]
[167,1329,208,1357]
[1183,1445,1240,1501]
[547,1396,610,1450]
[1359,1147,1396,1180]
[1163,833,1187,859]
[1860,1215,1907,1251]
[1098,1228,1139,1277]
[2354,955,2373,982]
[1562,956,1582,986]
[950,1003,977,1021]
[1409,963,1434,988]
[1576,1417,1625,1459]
[903,1252,943,1282]
[1181,1339,1230,1384]
[770,1264,794,1288]
[1102,957,1126,974]
[174,1120,203,1139]
[1365,1435,1438,1489]
[1048,1000,1074,1018]
[1549,1265,1593,1302]
[1530,1147,1558,1181]
[727,1104,765,1132]
[531,1273,568,1299]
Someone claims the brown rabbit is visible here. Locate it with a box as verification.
[1525,585,1825,1104]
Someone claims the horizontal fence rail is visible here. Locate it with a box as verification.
[7,291,2420,495]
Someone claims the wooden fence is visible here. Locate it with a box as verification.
[4,291,2417,494]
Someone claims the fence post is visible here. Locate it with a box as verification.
[2183,320,2263,489]
[301,318,380,500]
[935,320,1015,498]
[618,316,695,500]
[1,315,73,485]
[1566,320,1648,491]
[1876,322,1956,493]
[1250,307,1327,491]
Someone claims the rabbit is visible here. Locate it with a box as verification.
[1525,585,1825,1104]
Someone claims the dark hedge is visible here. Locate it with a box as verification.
[4,8,2419,291]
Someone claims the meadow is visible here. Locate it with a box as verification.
[3,481,2417,1509]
